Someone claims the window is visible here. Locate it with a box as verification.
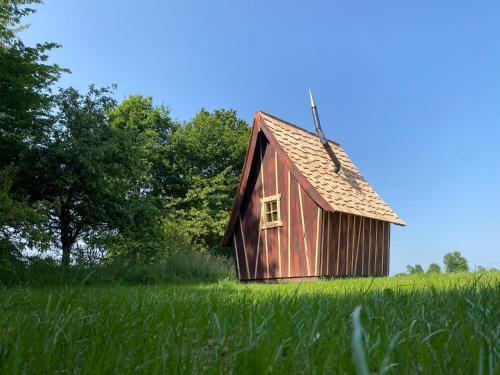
[260,194,282,229]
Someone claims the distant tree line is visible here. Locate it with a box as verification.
[0,1,249,279]
[405,251,494,275]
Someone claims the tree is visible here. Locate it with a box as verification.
[165,109,249,252]
[0,0,64,262]
[443,251,469,273]
[406,264,424,274]
[0,1,64,155]
[105,95,178,263]
[427,263,441,274]
[108,95,178,196]
[17,86,135,266]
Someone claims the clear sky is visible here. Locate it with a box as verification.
[22,1,500,274]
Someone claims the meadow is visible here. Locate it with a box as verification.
[1,272,499,374]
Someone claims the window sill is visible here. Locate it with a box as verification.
[260,221,283,230]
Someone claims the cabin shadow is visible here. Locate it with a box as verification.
[339,166,363,192]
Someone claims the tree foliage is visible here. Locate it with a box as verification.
[105,95,178,263]
[165,109,249,252]
[427,263,441,274]
[0,0,64,263]
[0,0,65,164]
[443,251,469,273]
[406,264,424,275]
[0,1,251,270]
[16,86,137,265]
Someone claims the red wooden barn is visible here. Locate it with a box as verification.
[221,111,405,282]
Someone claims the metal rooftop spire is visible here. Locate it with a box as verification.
[308,90,341,173]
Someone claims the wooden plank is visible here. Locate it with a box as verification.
[259,139,270,279]
[287,170,291,277]
[240,141,262,279]
[380,221,385,276]
[374,220,379,276]
[326,212,331,275]
[315,208,321,275]
[345,214,349,275]
[387,223,391,275]
[276,153,289,279]
[238,213,250,279]
[274,150,282,278]
[336,212,342,275]
[254,227,261,279]
[319,210,325,276]
[298,184,311,276]
[301,186,321,277]
[349,216,359,275]
[368,218,372,276]
[345,214,350,275]
[354,216,362,275]
[361,217,365,276]
[221,113,263,246]
[263,142,279,278]
[289,175,301,277]
[233,235,241,279]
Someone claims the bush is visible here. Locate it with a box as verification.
[102,251,235,284]
[0,250,235,286]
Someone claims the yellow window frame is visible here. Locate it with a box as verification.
[260,194,283,229]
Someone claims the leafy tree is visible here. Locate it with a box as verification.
[1,0,64,263]
[165,109,249,252]
[475,265,486,272]
[104,96,178,263]
[108,95,178,196]
[427,263,441,274]
[443,251,469,273]
[406,264,424,275]
[17,86,136,266]
[0,0,65,166]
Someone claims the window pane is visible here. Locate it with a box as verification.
[262,197,280,225]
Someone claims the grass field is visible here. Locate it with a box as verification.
[1,272,499,374]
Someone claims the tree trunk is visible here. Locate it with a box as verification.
[60,201,73,267]
[61,238,72,267]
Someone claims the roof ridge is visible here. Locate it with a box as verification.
[258,111,341,146]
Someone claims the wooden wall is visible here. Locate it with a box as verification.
[231,131,392,280]
[232,132,322,280]
[321,212,390,277]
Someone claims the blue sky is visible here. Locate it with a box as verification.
[23,1,500,273]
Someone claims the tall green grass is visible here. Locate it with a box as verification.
[1,272,499,373]
[1,250,235,286]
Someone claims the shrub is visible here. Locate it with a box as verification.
[0,250,235,286]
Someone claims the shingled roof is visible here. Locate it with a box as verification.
[221,111,405,246]
[260,112,405,225]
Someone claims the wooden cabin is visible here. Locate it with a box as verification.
[221,112,405,282]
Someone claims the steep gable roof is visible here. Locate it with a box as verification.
[261,112,405,225]
[221,112,404,246]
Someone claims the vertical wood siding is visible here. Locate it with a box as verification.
[232,133,321,280]
[321,211,391,277]
[231,132,392,280]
